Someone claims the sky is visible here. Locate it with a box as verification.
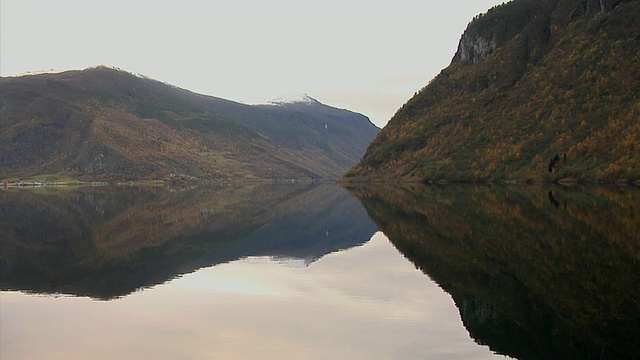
[1,0,505,127]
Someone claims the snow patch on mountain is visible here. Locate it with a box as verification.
[249,93,319,106]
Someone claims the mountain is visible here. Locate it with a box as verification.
[0,182,377,299]
[0,66,379,181]
[344,0,639,183]
[259,93,319,106]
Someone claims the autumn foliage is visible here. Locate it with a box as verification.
[345,0,640,183]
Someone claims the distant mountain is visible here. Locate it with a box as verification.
[344,0,639,183]
[0,66,379,181]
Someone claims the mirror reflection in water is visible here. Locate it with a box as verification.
[2,182,638,359]
[346,183,640,360]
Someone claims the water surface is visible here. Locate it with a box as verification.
[2,182,639,359]
[346,183,640,359]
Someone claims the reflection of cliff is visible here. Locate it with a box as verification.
[346,184,640,360]
[0,183,376,299]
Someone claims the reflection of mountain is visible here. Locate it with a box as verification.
[346,184,640,360]
[0,183,376,299]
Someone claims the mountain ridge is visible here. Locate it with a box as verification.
[254,93,320,106]
[0,66,379,181]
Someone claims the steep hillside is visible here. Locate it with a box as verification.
[0,67,378,181]
[345,0,639,183]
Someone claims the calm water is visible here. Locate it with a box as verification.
[1,182,639,359]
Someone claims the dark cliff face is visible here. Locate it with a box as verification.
[0,67,379,181]
[452,0,543,65]
[452,0,632,65]
[345,0,640,183]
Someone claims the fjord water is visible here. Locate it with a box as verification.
[1,183,639,359]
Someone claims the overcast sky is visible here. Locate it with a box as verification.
[1,0,505,127]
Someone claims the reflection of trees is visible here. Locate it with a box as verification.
[0,183,376,299]
[346,184,640,360]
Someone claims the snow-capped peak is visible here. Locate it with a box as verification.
[250,93,319,106]
[270,93,317,105]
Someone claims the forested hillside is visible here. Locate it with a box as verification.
[345,0,639,183]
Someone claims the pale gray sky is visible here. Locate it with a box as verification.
[1,0,505,127]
